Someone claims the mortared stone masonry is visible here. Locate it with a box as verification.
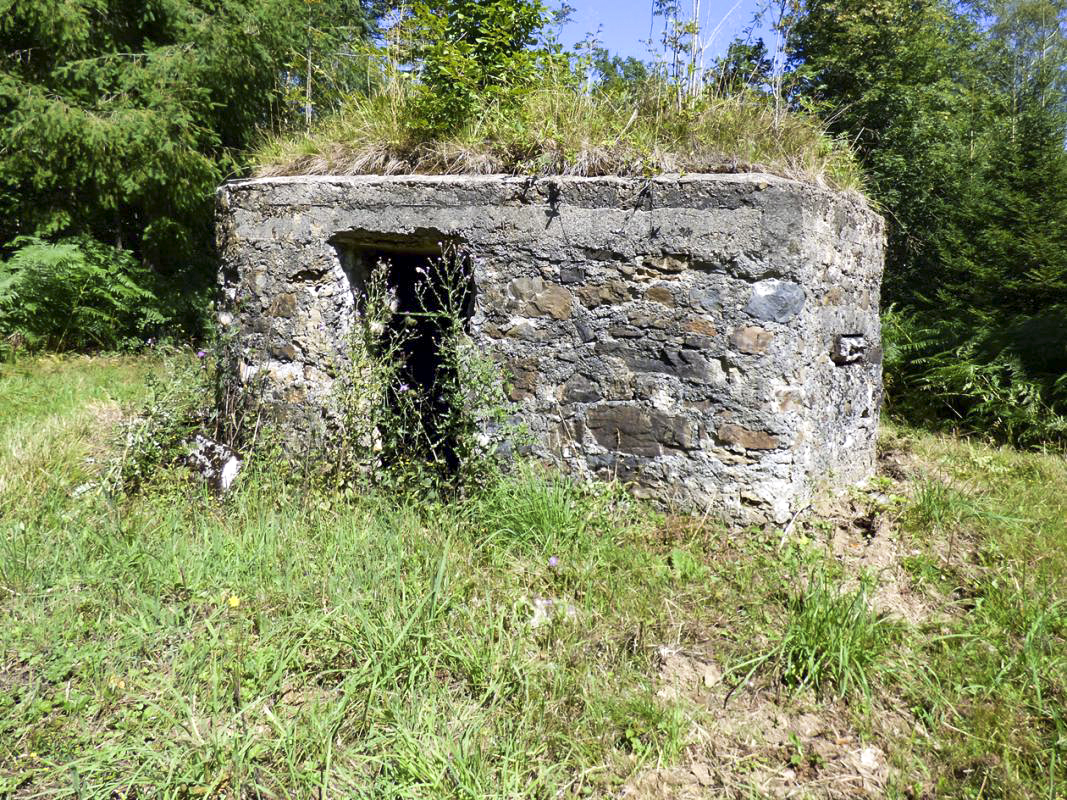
[215,173,885,523]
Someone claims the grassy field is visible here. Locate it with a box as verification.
[1,355,1064,799]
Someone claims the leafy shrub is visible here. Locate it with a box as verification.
[0,237,170,352]
[400,0,563,135]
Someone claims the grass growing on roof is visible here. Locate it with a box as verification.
[253,78,865,192]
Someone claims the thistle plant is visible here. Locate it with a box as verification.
[332,246,517,495]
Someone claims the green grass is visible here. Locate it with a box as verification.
[1,356,1065,798]
[887,428,1067,799]
[731,567,897,702]
[0,356,698,798]
[253,78,864,192]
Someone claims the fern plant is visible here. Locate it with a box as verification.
[0,236,168,351]
[883,305,1067,446]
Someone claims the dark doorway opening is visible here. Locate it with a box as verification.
[331,234,474,471]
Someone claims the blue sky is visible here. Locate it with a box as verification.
[557,0,772,62]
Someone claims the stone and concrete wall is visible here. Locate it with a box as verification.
[215,173,884,523]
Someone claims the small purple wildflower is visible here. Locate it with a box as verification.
[548,556,559,568]
[397,382,410,393]
[196,350,207,359]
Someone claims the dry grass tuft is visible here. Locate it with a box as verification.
[254,82,865,192]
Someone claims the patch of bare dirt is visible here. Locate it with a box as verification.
[823,497,935,626]
[0,660,34,698]
[876,441,985,572]
[877,446,914,483]
[804,444,952,626]
[622,649,892,799]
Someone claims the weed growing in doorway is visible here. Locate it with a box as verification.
[332,245,518,497]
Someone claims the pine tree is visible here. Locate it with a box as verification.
[788,0,1067,442]
[0,0,382,336]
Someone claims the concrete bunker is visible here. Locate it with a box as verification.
[215,173,886,523]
